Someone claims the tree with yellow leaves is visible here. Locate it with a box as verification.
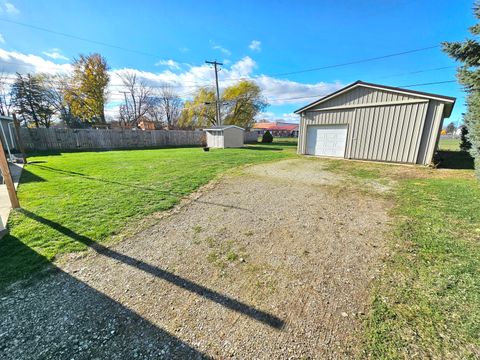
[179,87,217,128]
[222,80,267,128]
[180,80,267,128]
[65,53,110,125]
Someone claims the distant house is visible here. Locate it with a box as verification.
[253,122,299,137]
[137,119,156,130]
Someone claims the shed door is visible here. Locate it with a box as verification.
[306,124,348,157]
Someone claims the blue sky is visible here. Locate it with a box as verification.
[0,0,475,124]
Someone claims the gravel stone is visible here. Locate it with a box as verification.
[0,159,391,359]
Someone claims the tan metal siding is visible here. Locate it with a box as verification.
[416,101,445,165]
[313,86,420,110]
[300,101,429,164]
[297,85,451,164]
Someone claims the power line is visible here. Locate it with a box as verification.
[0,18,184,61]
[265,80,458,103]
[267,45,440,77]
[0,59,215,86]
[375,65,456,80]
[0,18,444,83]
[0,74,215,91]
[401,80,457,87]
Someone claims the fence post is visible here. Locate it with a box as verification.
[0,132,20,209]
[12,114,27,164]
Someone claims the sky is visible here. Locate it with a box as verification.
[0,0,476,124]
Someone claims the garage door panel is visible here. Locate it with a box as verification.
[306,125,348,157]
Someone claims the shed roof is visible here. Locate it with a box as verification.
[204,125,245,131]
[294,81,456,117]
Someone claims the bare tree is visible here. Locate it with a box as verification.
[0,72,13,116]
[118,72,154,126]
[145,97,164,127]
[44,74,81,128]
[155,84,183,129]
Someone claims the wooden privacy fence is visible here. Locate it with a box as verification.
[19,128,203,151]
[18,127,259,152]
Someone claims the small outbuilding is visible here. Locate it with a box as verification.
[204,125,245,148]
[295,81,456,165]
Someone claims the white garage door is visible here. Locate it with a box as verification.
[306,124,348,157]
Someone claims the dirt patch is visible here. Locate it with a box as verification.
[244,158,342,186]
[0,158,392,359]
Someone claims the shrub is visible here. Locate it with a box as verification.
[460,126,472,152]
[262,130,273,143]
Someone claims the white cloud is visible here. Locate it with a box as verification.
[155,59,180,70]
[4,2,19,14]
[42,48,69,61]
[0,48,71,74]
[0,47,343,121]
[258,111,300,123]
[255,75,342,105]
[179,47,189,53]
[0,34,5,44]
[211,42,231,57]
[249,40,261,52]
[106,56,342,118]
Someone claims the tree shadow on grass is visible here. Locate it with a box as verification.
[0,235,208,359]
[28,164,168,193]
[19,209,285,330]
[241,146,285,151]
[435,150,475,170]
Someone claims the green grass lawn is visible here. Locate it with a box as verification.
[324,154,480,358]
[365,173,480,359]
[438,137,460,151]
[0,141,297,291]
[3,136,478,357]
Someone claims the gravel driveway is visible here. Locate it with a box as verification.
[0,158,392,359]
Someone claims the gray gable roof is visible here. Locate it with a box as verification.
[294,81,456,116]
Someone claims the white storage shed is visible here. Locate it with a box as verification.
[204,125,245,148]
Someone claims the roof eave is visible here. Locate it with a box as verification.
[294,81,456,114]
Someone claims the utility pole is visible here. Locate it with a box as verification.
[205,60,223,125]
[120,91,131,127]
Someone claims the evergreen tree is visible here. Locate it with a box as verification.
[460,125,473,151]
[262,130,273,143]
[11,73,55,128]
[443,2,480,177]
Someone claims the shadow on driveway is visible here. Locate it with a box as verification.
[0,234,208,359]
[20,209,284,330]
